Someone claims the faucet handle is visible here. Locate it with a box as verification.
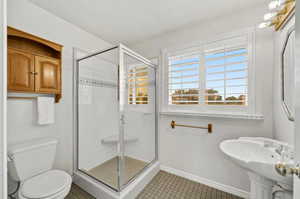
[263,140,274,147]
[275,163,300,179]
[264,140,289,149]
[263,140,281,148]
[281,145,294,160]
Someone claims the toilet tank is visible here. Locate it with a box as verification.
[8,138,58,181]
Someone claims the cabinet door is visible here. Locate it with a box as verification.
[8,49,35,92]
[35,56,61,94]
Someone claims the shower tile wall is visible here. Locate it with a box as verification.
[124,111,156,162]
[78,55,119,171]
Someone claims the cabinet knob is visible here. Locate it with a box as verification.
[29,72,38,75]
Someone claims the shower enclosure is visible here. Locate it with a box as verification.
[74,44,158,192]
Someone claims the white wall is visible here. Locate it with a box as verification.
[131,5,274,195]
[131,5,271,59]
[0,0,7,198]
[273,17,295,145]
[7,0,112,176]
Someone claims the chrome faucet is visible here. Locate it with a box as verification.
[275,145,284,155]
[263,140,293,159]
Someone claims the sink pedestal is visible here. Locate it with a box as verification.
[248,172,274,199]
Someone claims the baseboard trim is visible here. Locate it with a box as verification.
[160,165,250,199]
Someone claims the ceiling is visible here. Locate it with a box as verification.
[29,0,268,44]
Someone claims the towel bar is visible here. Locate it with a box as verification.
[170,120,212,133]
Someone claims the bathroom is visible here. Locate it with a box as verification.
[0,0,299,199]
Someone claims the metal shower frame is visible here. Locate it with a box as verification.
[73,44,158,192]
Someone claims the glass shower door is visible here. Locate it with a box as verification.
[77,47,121,191]
[118,45,157,188]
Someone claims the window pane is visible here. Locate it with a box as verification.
[170,57,200,65]
[207,66,225,73]
[226,63,247,71]
[207,73,225,81]
[226,55,247,63]
[206,80,224,88]
[170,70,199,77]
[226,86,247,94]
[168,54,200,105]
[226,48,247,56]
[226,71,247,79]
[206,59,225,66]
[205,52,225,59]
[204,46,248,106]
[227,79,247,86]
[170,89,199,105]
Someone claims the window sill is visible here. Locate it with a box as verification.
[160,111,264,120]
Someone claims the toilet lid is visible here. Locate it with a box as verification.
[21,170,72,199]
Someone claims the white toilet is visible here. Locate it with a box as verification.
[8,138,72,199]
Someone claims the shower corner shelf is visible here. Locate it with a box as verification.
[101,135,138,145]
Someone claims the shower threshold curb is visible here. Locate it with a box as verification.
[73,161,160,199]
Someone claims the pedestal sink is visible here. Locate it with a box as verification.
[220,137,293,199]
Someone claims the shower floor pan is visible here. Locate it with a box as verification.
[84,156,148,189]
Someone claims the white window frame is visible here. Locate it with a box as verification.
[160,29,260,118]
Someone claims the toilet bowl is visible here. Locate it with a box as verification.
[18,170,72,199]
[8,138,72,199]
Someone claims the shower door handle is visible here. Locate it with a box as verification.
[120,114,125,125]
[117,65,120,101]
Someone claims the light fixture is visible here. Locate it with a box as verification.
[269,0,280,10]
[264,12,277,21]
[279,0,293,5]
[259,0,295,30]
[269,0,293,10]
[258,21,272,29]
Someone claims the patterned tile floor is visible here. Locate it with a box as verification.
[65,184,95,199]
[136,171,244,199]
[67,171,244,199]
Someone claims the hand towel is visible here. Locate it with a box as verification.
[37,97,55,125]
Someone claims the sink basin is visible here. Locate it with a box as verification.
[220,138,294,199]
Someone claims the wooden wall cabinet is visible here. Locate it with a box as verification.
[35,56,61,94]
[8,49,35,92]
[7,27,63,102]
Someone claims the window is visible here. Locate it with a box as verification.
[128,65,149,104]
[164,32,254,114]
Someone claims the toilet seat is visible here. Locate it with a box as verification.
[18,170,72,199]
